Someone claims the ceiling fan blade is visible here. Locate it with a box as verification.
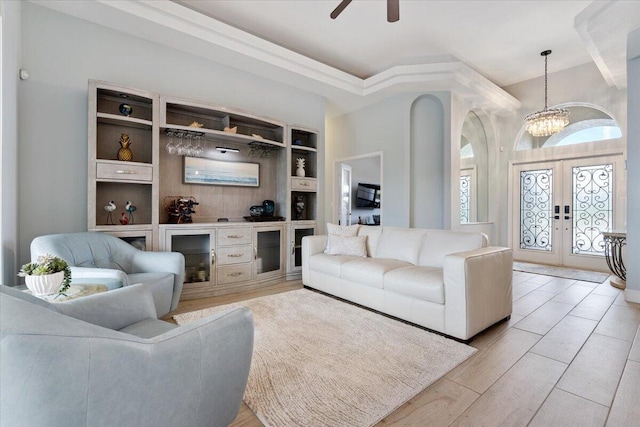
[387,0,399,22]
[330,0,353,19]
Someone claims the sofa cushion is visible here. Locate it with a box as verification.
[325,223,360,254]
[374,227,426,265]
[341,258,411,289]
[326,234,367,257]
[357,226,382,257]
[308,253,361,277]
[418,230,487,268]
[384,266,444,304]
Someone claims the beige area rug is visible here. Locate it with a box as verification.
[174,289,476,427]
[513,261,610,283]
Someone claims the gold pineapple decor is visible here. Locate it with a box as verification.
[117,133,133,161]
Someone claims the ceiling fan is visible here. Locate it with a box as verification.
[330,0,400,23]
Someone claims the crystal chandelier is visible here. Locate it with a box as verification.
[524,50,569,137]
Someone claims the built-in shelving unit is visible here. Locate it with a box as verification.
[88,81,159,249]
[89,81,320,295]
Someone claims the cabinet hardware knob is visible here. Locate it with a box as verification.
[228,253,243,258]
[211,249,216,265]
[254,246,258,260]
[228,272,243,277]
[292,240,295,255]
[115,170,138,175]
[228,235,243,238]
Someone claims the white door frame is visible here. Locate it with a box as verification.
[333,152,383,225]
[339,163,352,226]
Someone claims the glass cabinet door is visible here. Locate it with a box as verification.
[289,226,315,273]
[254,225,284,280]
[166,229,215,290]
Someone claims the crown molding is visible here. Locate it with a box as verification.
[575,0,640,89]
[30,0,520,115]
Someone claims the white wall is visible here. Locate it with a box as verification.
[626,28,640,301]
[1,0,21,284]
[14,3,325,267]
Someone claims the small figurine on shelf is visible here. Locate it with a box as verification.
[119,212,129,225]
[296,157,306,177]
[103,200,116,225]
[125,201,137,224]
[117,133,133,161]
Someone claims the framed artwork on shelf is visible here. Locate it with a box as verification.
[183,157,259,187]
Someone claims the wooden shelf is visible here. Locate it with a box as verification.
[162,124,285,148]
[97,113,153,129]
[292,145,317,153]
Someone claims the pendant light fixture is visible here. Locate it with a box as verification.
[524,50,569,137]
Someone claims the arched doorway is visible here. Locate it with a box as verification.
[510,103,626,271]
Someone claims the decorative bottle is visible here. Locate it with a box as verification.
[117,133,133,161]
[197,263,207,282]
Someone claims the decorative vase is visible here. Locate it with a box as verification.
[262,200,275,217]
[296,158,306,177]
[118,103,133,116]
[25,271,65,296]
[117,133,133,161]
[250,205,264,217]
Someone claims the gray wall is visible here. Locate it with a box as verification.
[1,0,21,284]
[12,3,325,268]
[410,95,445,229]
[626,28,640,299]
[326,92,451,229]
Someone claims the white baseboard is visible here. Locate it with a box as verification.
[624,288,640,303]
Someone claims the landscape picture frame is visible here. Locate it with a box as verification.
[184,157,260,187]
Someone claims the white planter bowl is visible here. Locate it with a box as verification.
[25,271,65,296]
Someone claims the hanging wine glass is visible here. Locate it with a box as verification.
[175,132,185,155]
[195,135,204,157]
[184,133,194,156]
[165,131,176,155]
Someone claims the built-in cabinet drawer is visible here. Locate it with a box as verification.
[291,177,317,192]
[96,160,153,182]
[217,263,252,285]
[217,245,254,265]
[217,227,252,246]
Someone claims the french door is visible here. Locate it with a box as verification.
[512,155,624,271]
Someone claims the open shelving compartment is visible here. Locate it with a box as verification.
[161,97,286,148]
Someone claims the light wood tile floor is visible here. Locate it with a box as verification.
[167,271,640,426]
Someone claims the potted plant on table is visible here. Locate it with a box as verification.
[18,253,72,297]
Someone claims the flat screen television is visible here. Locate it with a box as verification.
[355,183,381,208]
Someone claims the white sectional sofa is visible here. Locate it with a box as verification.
[302,226,513,341]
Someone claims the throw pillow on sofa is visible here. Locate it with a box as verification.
[326,234,368,257]
[324,223,360,254]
